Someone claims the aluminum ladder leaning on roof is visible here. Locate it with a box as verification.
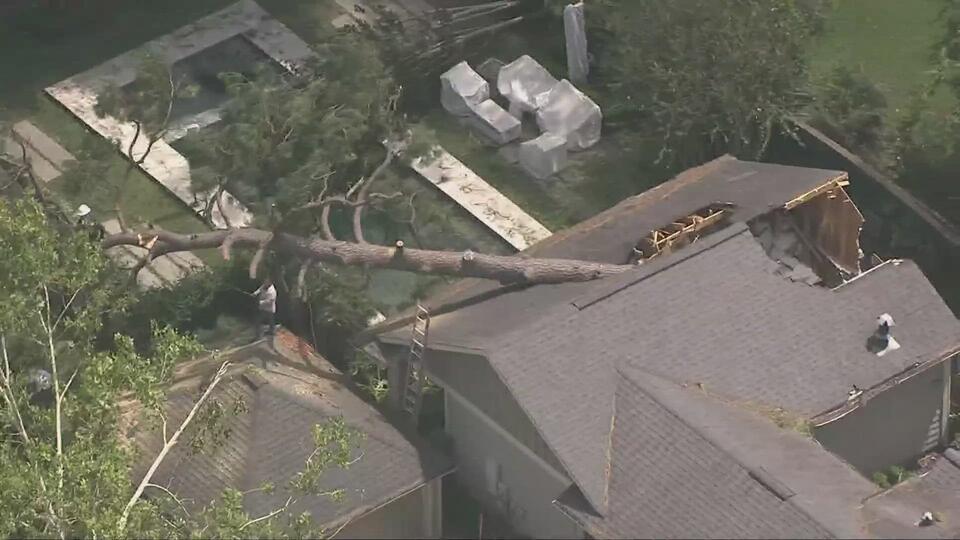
[402,304,431,423]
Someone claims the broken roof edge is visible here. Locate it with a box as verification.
[812,346,960,427]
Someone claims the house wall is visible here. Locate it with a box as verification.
[815,362,951,474]
[336,478,442,539]
[445,388,584,539]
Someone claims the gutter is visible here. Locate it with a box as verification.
[812,346,960,427]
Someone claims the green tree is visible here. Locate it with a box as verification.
[0,197,361,538]
[813,66,888,151]
[590,0,827,165]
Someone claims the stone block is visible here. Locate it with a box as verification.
[519,133,568,179]
[497,55,558,115]
[466,99,521,145]
[441,61,490,117]
[535,79,602,150]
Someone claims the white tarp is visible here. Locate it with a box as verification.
[467,99,521,145]
[564,2,589,83]
[519,132,568,179]
[497,54,558,117]
[441,61,489,117]
[535,79,601,150]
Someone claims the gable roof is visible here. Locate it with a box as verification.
[554,367,879,539]
[861,450,960,538]
[373,156,960,528]
[127,333,454,531]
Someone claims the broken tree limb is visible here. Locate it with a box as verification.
[102,228,633,285]
[353,149,397,244]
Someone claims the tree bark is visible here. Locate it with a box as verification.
[102,228,633,285]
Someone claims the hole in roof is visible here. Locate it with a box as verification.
[628,203,735,264]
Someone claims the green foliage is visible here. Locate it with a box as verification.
[813,66,888,151]
[349,350,389,404]
[871,464,915,489]
[120,255,257,350]
[95,53,197,141]
[0,197,365,537]
[180,32,403,218]
[293,416,364,494]
[590,0,826,165]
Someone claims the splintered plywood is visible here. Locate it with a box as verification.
[411,145,552,251]
[790,186,864,275]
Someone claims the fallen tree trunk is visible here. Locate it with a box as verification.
[102,228,633,285]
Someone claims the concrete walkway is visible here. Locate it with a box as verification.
[412,146,552,251]
[46,0,316,229]
[1,121,76,183]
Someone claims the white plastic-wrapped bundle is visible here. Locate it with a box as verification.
[497,55,559,117]
[535,79,602,150]
[466,99,521,145]
[440,61,489,117]
[519,133,568,179]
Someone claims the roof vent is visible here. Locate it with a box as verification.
[917,511,938,527]
[867,313,900,356]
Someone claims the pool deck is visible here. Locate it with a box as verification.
[411,146,552,251]
[45,0,315,229]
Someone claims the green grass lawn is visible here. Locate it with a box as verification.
[416,110,673,232]
[809,0,952,117]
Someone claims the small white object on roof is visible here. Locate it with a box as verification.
[466,99,521,145]
[536,79,602,151]
[498,55,559,116]
[75,204,91,217]
[440,61,490,117]
[519,132,568,179]
[877,313,895,328]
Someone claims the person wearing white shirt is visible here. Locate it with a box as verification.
[253,279,277,339]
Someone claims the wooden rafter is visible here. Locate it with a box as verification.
[635,204,732,260]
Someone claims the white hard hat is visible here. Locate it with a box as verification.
[75,204,92,217]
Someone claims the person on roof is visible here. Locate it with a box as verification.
[253,278,277,340]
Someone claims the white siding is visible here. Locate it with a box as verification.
[815,364,949,474]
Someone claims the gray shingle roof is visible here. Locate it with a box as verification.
[128,339,454,530]
[554,368,847,539]
[377,155,848,347]
[372,156,960,533]
[861,450,960,539]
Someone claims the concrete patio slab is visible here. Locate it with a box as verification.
[46,0,316,229]
[411,146,552,251]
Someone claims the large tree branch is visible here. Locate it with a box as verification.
[119,360,232,533]
[39,286,65,492]
[352,148,396,244]
[103,228,633,285]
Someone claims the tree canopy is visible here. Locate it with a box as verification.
[590,0,827,165]
[0,198,359,538]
